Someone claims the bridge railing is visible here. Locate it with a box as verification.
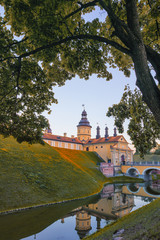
[124,161,160,166]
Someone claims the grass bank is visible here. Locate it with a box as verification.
[85,197,160,240]
[0,135,144,214]
[0,135,107,212]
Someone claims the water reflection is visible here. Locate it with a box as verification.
[0,181,159,240]
[71,185,134,239]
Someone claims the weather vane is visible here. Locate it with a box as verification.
[82,104,85,110]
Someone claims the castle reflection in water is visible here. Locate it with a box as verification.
[61,184,134,239]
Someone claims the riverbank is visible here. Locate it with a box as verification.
[85,197,160,240]
[0,175,143,215]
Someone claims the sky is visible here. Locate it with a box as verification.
[0,5,137,147]
[44,68,136,145]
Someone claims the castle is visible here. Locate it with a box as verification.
[43,108,133,165]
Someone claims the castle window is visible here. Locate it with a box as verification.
[58,142,62,147]
[96,146,98,149]
[51,141,55,146]
[71,144,74,149]
[101,146,103,148]
[65,143,68,148]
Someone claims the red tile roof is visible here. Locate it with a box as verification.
[84,135,124,144]
[43,134,82,144]
[43,134,130,148]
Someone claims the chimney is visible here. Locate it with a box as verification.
[96,126,101,139]
[113,127,117,137]
[105,126,109,138]
[71,135,74,138]
[44,127,52,134]
[64,133,67,137]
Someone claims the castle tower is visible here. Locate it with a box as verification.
[77,107,92,141]
[105,126,109,138]
[96,125,101,139]
[75,210,92,239]
[113,127,117,137]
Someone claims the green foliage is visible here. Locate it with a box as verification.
[107,86,160,157]
[154,147,160,155]
[134,154,160,162]
[0,0,160,142]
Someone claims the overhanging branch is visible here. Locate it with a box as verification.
[19,34,132,59]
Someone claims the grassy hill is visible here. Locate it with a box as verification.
[0,135,106,212]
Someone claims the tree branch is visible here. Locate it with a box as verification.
[98,0,139,51]
[64,0,99,20]
[125,0,143,43]
[6,37,29,49]
[146,46,160,83]
[19,34,132,59]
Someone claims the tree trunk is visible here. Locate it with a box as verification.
[132,43,160,126]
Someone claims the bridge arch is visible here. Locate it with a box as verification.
[127,183,140,194]
[127,167,140,177]
[143,185,160,198]
[142,167,160,181]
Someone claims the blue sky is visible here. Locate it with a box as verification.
[44,68,136,144]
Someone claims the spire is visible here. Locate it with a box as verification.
[96,124,101,139]
[77,106,91,127]
[105,125,109,138]
[113,127,117,137]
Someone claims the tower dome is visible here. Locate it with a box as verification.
[77,107,92,141]
[77,110,91,127]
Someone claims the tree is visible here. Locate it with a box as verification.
[107,86,160,157]
[0,0,160,144]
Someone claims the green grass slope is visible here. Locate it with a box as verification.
[85,198,160,240]
[0,135,106,212]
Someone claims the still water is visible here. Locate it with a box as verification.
[0,182,160,240]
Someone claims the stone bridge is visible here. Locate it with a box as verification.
[122,183,160,198]
[121,161,160,180]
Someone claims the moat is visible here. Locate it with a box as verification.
[0,181,160,240]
